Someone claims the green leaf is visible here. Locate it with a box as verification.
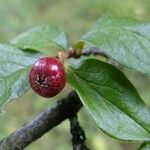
[67,58,150,141]
[10,25,68,54]
[139,142,150,150]
[0,44,43,107]
[78,14,150,76]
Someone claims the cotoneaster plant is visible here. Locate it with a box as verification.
[0,14,150,150]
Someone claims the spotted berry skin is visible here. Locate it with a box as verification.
[29,57,66,98]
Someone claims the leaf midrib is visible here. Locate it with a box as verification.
[70,69,124,94]
[69,67,150,134]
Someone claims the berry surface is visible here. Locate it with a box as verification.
[29,57,66,98]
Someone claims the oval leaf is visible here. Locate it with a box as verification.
[78,14,150,76]
[10,25,68,53]
[67,58,150,141]
[0,44,43,107]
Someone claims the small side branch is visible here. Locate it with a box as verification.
[56,46,108,61]
[70,115,90,150]
[0,91,82,150]
[81,46,108,58]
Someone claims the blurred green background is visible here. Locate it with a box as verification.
[0,0,150,149]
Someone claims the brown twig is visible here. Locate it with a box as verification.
[56,46,108,62]
[69,115,90,150]
[0,91,82,150]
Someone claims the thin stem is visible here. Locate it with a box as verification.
[56,46,108,62]
[69,115,90,150]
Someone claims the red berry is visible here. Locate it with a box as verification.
[29,57,66,98]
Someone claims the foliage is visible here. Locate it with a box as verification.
[0,0,150,149]
[67,58,150,140]
[77,14,150,75]
[10,25,68,53]
[0,44,42,107]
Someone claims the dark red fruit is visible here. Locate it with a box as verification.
[29,57,66,98]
